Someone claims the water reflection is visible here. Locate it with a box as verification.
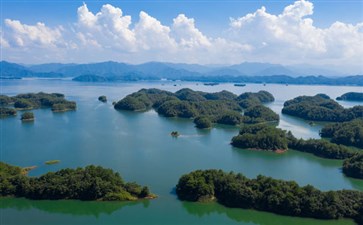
[0,197,149,217]
[181,201,356,225]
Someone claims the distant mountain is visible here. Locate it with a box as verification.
[27,63,76,73]
[207,68,245,76]
[2,60,363,85]
[0,61,64,78]
[0,61,34,78]
[287,65,344,76]
[254,65,295,76]
[228,62,279,75]
[55,61,134,77]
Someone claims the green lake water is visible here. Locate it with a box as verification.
[1,80,362,225]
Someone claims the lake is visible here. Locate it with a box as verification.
[1,79,362,225]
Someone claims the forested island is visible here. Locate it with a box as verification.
[176,170,363,224]
[282,94,363,122]
[0,107,17,118]
[0,92,76,113]
[343,154,363,179]
[320,119,363,149]
[98,95,107,103]
[231,124,363,178]
[20,112,34,122]
[231,124,289,151]
[336,92,363,102]
[114,88,278,128]
[0,162,155,201]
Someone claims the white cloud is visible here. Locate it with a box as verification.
[172,14,211,48]
[0,30,10,48]
[229,0,362,65]
[1,0,363,72]
[4,19,63,48]
[134,11,176,51]
[76,3,135,50]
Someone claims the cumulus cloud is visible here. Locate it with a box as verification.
[76,3,135,50]
[1,0,363,70]
[4,19,63,48]
[229,0,362,64]
[134,11,176,51]
[171,14,211,48]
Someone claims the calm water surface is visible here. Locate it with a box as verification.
[1,80,362,225]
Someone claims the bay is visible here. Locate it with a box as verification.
[1,79,362,225]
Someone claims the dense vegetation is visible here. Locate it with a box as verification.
[194,116,212,129]
[231,123,356,159]
[98,95,107,103]
[176,170,363,224]
[231,124,362,179]
[0,107,16,117]
[0,92,76,112]
[336,92,363,101]
[282,94,363,122]
[320,119,363,149]
[288,137,356,159]
[231,124,289,151]
[20,112,34,121]
[114,88,278,127]
[0,162,154,201]
[343,154,363,179]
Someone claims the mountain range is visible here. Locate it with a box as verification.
[1,61,362,85]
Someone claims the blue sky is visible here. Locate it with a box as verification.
[1,0,363,72]
[3,1,363,32]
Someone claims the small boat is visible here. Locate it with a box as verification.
[203,82,219,86]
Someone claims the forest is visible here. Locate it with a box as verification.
[336,92,363,101]
[0,107,17,117]
[343,154,363,179]
[176,170,363,224]
[114,88,278,128]
[231,124,289,151]
[0,162,154,201]
[0,92,76,113]
[231,124,363,179]
[320,119,363,149]
[282,94,363,122]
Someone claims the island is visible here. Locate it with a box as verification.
[98,95,107,103]
[231,124,360,179]
[20,112,34,122]
[336,92,363,101]
[282,94,363,122]
[0,162,155,201]
[171,131,180,137]
[0,92,76,113]
[232,124,355,159]
[320,119,363,149]
[0,107,16,118]
[194,116,212,129]
[44,160,60,165]
[343,154,363,179]
[176,170,363,224]
[231,124,288,151]
[73,74,108,82]
[114,88,278,128]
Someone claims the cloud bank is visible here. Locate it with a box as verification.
[1,0,363,72]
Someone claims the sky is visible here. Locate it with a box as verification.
[1,0,363,72]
